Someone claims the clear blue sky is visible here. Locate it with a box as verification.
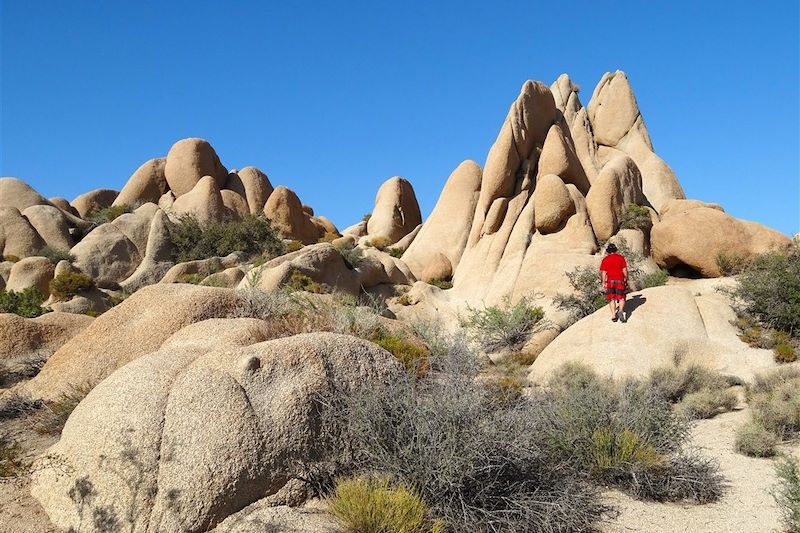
[1,1,798,235]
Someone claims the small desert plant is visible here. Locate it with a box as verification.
[678,389,738,420]
[109,290,131,307]
[553,265,606,323]
[285,240,304,253]
[2,254,20,263]
[367,235,392,250]
[370,330,429,378]
[167,214,285,263]
[731,251,800,336]
[461,296,547,352]
[286,270,328,294]
[319,231,340,243]
[386,247,403,258]
[336,244,365,269]
[640,268,669,289]
[0,288,49,318]
[774,342,798,364]
[619,204,652,231]
[735,367,800,457]
[646,363,732,404]
[426,278,452,290]
[0,391,42,420]
[362,213,372,222]
[40,246,74,264]
[32,384,91,436]
[734,421,778,457]
[87,204,132,224]
[329,476,443,533]
[716,251,748,276]
[174,273,206,285]
[0,433,27,479]
[773,455,800,532]
[50,271,95,300]
[397,294,412,306]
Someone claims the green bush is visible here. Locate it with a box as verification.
[646,364,732,404]
[40,246,74,264]
[426,278,452,290]
[733,251,800,336]
[329,477,443,533]
[773,455,800,533]
[286,270,328,294]
[735,367,800,457]
[678,389,738,420]
[167,214,285,263]
[734,421,778,457]
[335,244,365,269]
[367,235,392,250]
[0,288,49,318]
[619,204,652,231]
[553,265,606,323]
[370,330,429,377]
[87,204,132,224]
[774,342,798,364]
[461,296,547,352]
[716,252,748,276]
[50,271,95,300]
[285,240,304,253]
[640,269,670,289]
[386,247,403,258]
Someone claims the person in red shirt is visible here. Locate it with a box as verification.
[599,243,628,322]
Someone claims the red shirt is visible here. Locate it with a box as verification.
[600,253,627,281]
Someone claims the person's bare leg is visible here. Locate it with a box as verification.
[619,297,627,322]
[608,299,617,319]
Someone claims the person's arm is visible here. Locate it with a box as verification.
[623,266,628,286]
[601,268,607,288]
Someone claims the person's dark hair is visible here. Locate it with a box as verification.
[606,243,618,253]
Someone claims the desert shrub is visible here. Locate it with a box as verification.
[370,331,429,378]
[553,265,606,323]
[398,294,412,306]
[0,391,42,420]
[0,288,49,318]
[174,273,206,285]
[0,433,27,479]
[461,296,547,352]
[32,384,91,436]
[40,246,74,264]
[362,213,372,222]
[50,271,95,300]
[329,476,443,533]
[386,247,403,258]
[678,389,738,420]
[2,254,20,263]
[286,270,328,294]
[773,455,800,533]
[86,204,132,224]
[646,363,732,404]
[619,204,652,231]
[774,342,798,364]
[0,354,48,389]
[640,268,669,289]
[367,235,392,250]
[716,252,748,276]
[732,251,800,336]
[167,214,285,263]
[319,231,340,243]
[336,244,365,269]
[285,240,304,253]
[109,291,131,307]
[734,421,778,457]
[427,278,452,290]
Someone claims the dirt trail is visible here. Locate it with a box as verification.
[601,408,797,533]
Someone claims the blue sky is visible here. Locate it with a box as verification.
[1,1,798,235]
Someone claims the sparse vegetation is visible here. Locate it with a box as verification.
[285,240,304,253]
[678,389,738,420]
[736,367,800,457]
[716,251,748,276]
[0,287,49,318]
[336,244,365,269]
[0,390,42,420]
[32,384,91,436]
[362,213,372,222]
[640,268,670,289]
[461,296,547,352]
[286,270,328,294]
[87,204,132,224]
[370,330,429,378]
[386,247,403,258]
[426,278,452,290]
[734,421,778,457]
[367,235,392,250]
[174,273,206,285]
[553,265,606,323]
[773,455,800,533]
[40,246,74,264]
[2,254,20,263]
[329,476,444,533]
[50,271,95,300]
[167,214,285,263]
[0,433,27,479]
[620,204,652,231]
[319,231,340,243]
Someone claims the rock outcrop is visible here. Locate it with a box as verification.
[164,138,228,197]
[71,189,119,218]
[263,186,322,244]
[114,158,169,207]
[365,177,422,244]
[225,167,274,215]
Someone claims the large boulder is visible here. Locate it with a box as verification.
[528,284,778,383]
[402,160,481,279]
[113,158,169,207]
[263,186,322,244]
[585,154,645,241]
[536,123,590,194]
[120,209,175,292]
[48,197,80,217]
[69,216,148,288]
[220,189,250,219]
[651,207,793,277]
[5,256,55,296]
[0,177,51,211]
[0,207,45,258]
[164,138,228,197]
[366,176,422,244]
[172,176,233,224]
[21,205,74,252]
[30,331,402,533]
[534,174,575,234]
[71,189,119,219]
[225,167,274,215]
[0,312,93,365]
[20,284,245,401]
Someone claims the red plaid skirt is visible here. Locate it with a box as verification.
[605,279,626,300]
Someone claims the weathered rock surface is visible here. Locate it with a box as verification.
[172,176,233,224]
[114,158,169,207]
[0,207,45,258]
[585,154,645,241]
[366,176,422,244]
[6,257,55,296]
[21,205,74,252]
[651,207,792,277]
[225,167,274,215]
[164,138,228,197]
[20,284,244,401]
[534,174,575,234]
[264,186,321,244]
[0,178,52,211]
[0,312,93,364]
[71,189,119,219]
[120,209,175,292]
[31,332,402,533]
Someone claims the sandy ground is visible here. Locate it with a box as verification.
[601,407,797,533]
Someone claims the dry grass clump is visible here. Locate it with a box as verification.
[286,270,328,294]
[644,361,738,420]
[50,271,95,300]
[366,235,392,250]
[426,278,452,290]
[773,455,800,533]
[461,296,547,353]
[329,476,444,533]
[678,389,738,420]
[86,204,132,224]
[319,231,341,243]
[735,367,800,457]
[0,433,27,479]
[370,331,429,378]
[32,384,91,436]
